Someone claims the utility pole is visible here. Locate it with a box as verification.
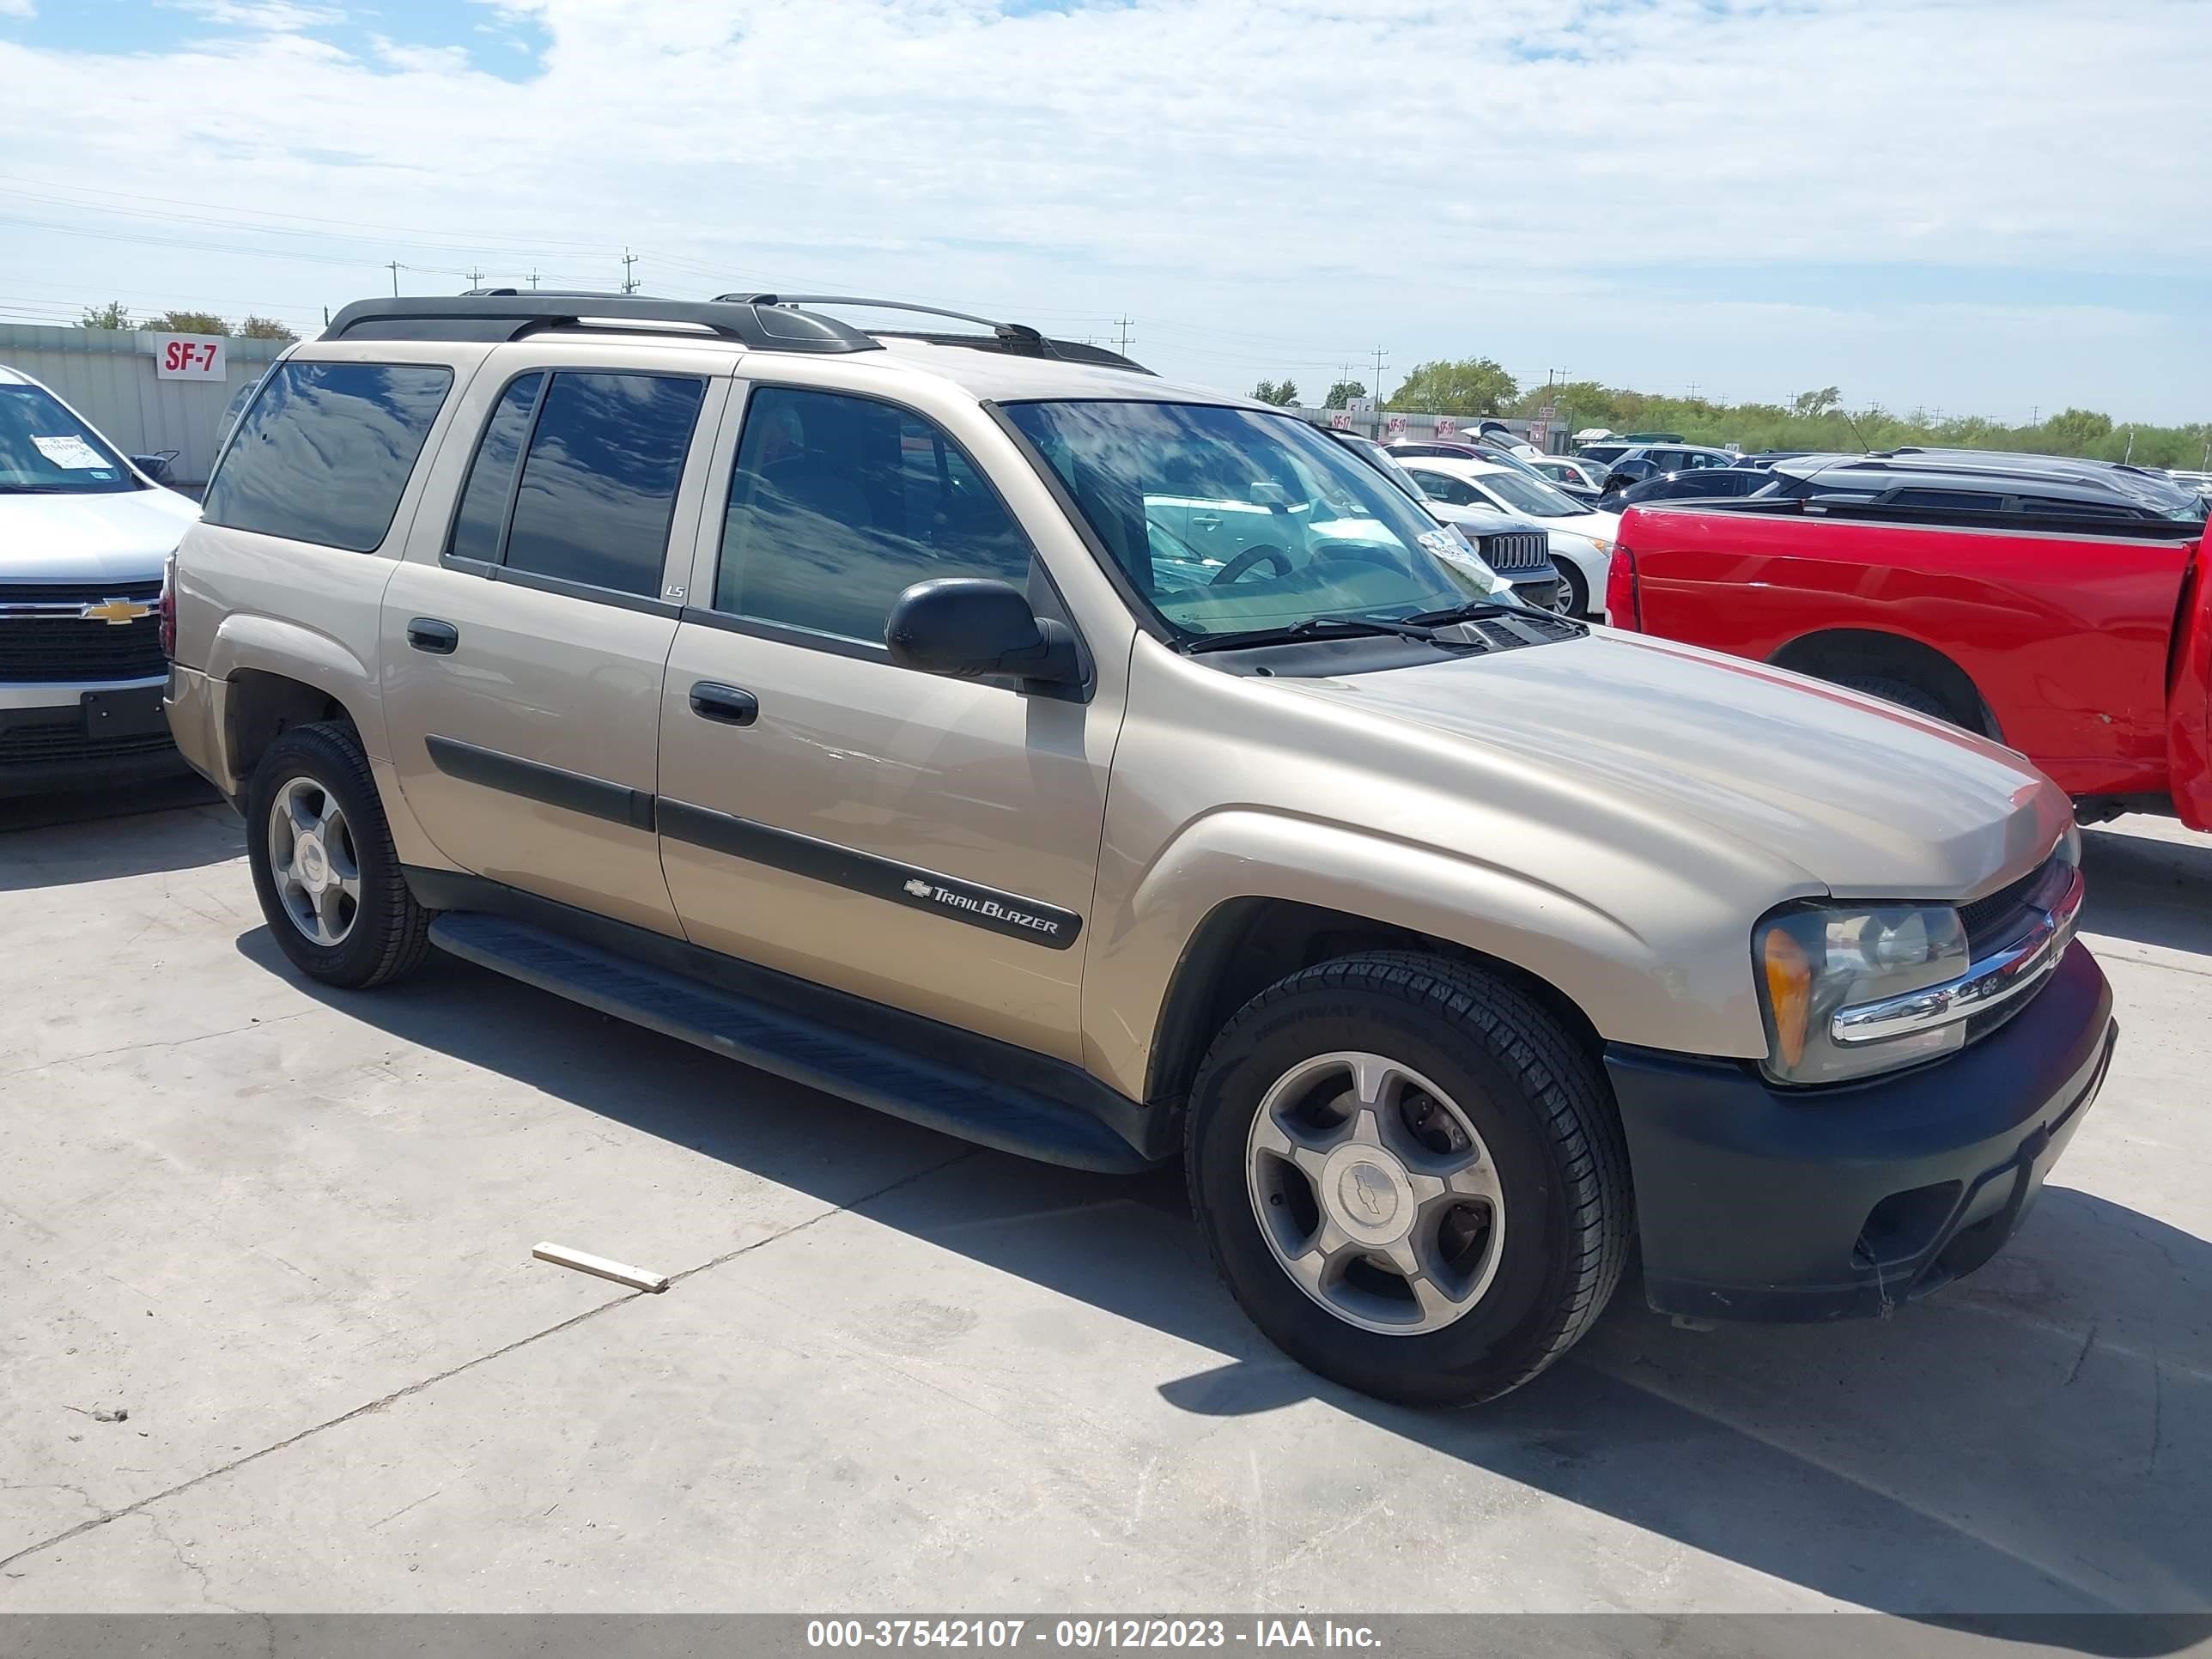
[465,267,485,290]
[528,269,541,291]
[621,250,641,295]
[1115,316,1133,356]
[2031,405,2040,426]
[386,260,402,296]
[1370,346,1389,409]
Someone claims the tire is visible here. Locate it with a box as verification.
[245,720,433,989]
[1833,673,1954,725]
[1557,562,1590,620]
[1185,951,1632,1407]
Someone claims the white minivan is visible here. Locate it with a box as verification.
[0,366,201,796]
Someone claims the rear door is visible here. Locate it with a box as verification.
[380,345,724,934]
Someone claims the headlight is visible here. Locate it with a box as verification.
[1753,903,1969,1085]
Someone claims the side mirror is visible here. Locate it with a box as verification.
[885,578,1083,690]
[131,453,173,482]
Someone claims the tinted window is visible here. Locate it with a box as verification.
[715,386,1034,644]
[1887,486,2007,513]
[204,362,453,550]
[503,372,706,596]
[1411,470,1479,507]
[446,372,544,564]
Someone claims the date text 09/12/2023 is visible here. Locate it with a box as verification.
[805,1620,1383,1650]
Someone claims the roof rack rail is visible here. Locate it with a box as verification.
[719,293,1152,373]
[320,291,884,354]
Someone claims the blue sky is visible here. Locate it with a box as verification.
[0,0,2206,423]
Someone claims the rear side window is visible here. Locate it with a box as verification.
[204,362,453,551]
[445,370,707,598]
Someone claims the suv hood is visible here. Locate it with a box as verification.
[1284,628,2069,898]
[0,488,201,586]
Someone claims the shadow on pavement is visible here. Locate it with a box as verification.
[0,785,238,891]
[237,927,2212,1636]
[2080,822,2212,957]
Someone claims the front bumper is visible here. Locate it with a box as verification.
[1607,941,2116,1322]
[0,675,186,799]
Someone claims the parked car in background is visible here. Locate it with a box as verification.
[1,364,200,797]
[1607,450,2211,830]
[1531,453,1606,492]
[166,289,2116,1406]
[1574,432,1686,471]
[1399,456,1620,618]
[1595,444,1741,493]
[1390,438,1601,504]
[1329,431,1568,612]
[1607,466,1778,507]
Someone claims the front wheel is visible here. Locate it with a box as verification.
[1186,952,1632,1407]
[245,721,432,989]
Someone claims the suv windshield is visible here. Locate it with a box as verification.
[0,383,137,494]
[1006,400,1517,639]
[1469,469,1589,518]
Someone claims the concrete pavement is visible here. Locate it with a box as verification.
[1,797,2205,1614]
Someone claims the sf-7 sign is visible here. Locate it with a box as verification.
[150,333,228,380]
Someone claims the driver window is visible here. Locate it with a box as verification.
[715,386,1035,646]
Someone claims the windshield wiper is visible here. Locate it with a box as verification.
[0,484,73,495]
[1179,614,1439,654]
[1394,600,1521,627]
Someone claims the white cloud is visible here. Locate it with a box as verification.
[2,0,2208,418]
[0,0,36,19]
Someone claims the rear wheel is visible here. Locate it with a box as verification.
[246,721,432,989]
[1185,951,1632,1407]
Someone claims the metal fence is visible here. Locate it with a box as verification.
[0,324,291,487]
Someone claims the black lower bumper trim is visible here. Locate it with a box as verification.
[1608,942,2116,1323]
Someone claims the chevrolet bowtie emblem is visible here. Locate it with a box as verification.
[80,599,153,625]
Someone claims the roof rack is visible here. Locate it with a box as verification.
[319,289,1152,373]
[322,291,885,354]
[718,293,1152,373]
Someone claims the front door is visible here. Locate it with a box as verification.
[653,380,1118,1060]
[380,351,723,934]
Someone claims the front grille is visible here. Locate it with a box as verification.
[1478,531,1550,572]
[0,582,166,684]
[0,712,173,768]
[1960,851,2065,957]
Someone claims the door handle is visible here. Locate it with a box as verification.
[689,682,759,726]
[407,617,459,654]
[1191,513,1223,528]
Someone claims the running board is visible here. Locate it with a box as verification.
[427,912,1152,1173]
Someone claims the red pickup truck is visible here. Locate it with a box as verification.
[1605,450,2211,830]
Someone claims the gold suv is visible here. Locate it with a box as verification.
[165,292,2116,1405]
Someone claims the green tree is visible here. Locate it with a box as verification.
[1251,378,1299,407]
[240,314,298,342]
[1323,380,1367,410]
[1391,357,1519,417]
[81,301,131,330]
[148,310,233,336]
[1790,386,1843,419]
